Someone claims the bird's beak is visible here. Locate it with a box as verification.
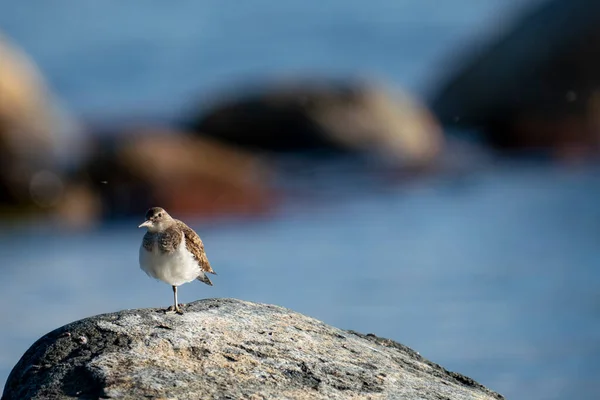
[138,220,152,228]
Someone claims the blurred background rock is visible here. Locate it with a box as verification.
[0,34,89,226]
[431,0,600,159]
[0,1,599,399]
[187,79,441,165]
[84,127,275,220]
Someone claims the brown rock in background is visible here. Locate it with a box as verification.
[84,127,276,219]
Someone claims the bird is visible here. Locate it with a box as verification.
[138,207,216,314]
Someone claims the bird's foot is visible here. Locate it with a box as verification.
[166,304,184,315]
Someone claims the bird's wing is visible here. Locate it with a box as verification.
[176,220,216,274]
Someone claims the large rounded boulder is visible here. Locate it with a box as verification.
[2,298,504,400]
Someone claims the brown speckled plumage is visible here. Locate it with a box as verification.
[176,220,215,275]
[142,225,182,254]
[140,207,215,285]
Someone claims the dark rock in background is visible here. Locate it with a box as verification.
[431,0,600,158]
[2,298,503,400]
[188,79,443,168]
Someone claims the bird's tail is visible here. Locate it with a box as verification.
[197,273,213,286]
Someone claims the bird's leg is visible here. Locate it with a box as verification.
[173,285,177,309]
[173,285,183,314]
[167,285,183,314]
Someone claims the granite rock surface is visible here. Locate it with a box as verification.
[2,298,503,400]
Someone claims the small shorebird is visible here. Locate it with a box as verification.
[138,207,216,314]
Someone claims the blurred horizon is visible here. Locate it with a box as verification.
[0,0,544,122]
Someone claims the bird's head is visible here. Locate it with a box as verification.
[139,207,174,232]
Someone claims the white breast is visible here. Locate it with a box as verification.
[139,236,201,286]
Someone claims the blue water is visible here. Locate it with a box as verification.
[2,1,599,400]
[1,163,599,400]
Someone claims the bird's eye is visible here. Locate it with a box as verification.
[158,213,162,218]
